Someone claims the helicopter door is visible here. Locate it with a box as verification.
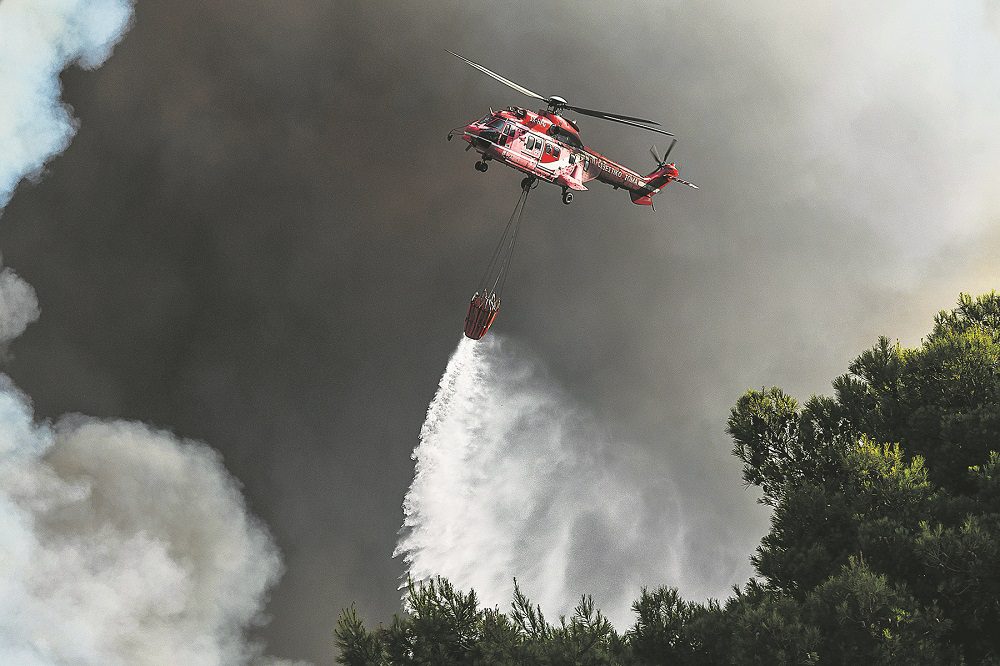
[523,134,543,169]
[538,141,561,172]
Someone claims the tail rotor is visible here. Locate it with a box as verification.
[649,139,698,189]
[650,138,677,168]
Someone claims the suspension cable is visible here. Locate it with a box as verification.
[495,190,528,297]
[477,186,529,296]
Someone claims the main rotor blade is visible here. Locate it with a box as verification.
[574,110,674,136]
[446,50,674,136]
[446,50,548,102]
[564,104,662,126]
[650,144,663,165]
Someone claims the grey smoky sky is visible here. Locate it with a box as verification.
[2,1,999,663]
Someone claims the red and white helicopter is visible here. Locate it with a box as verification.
[447,50,697,206]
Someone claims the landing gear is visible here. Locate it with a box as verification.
[475,160,489,172]
[561,188,573,205]
[521,176,537,192]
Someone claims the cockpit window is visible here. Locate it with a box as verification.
[488,118,506,129]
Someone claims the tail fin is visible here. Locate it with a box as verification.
[629,163,679,206]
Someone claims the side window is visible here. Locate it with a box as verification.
[553,146,561,158]
[545,144,553,155]
[569,153,576,165]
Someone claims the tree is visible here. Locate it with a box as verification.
[729,292,1000,663]
[628,586,702,664]
[335,605,384,666]
[335,578,624,665]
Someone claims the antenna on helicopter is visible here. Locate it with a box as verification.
[446,50,674,137]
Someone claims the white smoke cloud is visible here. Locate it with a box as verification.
[0,265,40,350]
[396,337,691,626]
[0,1,303,663]
[0,392,285,665]
[0,0,134,208]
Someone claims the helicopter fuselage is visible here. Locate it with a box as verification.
[451,106,679,205]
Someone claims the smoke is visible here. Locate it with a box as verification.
[0,0,135,208]
[396,336,694,625]
[0,265,39,351]
[0,397,286,665]
[0,1,302,663]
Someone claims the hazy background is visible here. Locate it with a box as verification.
[2,1,998,662]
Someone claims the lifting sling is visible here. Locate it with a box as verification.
[464,183,531,340]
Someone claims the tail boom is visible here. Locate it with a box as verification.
[628,163,680,206]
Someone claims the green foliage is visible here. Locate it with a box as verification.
[337,293,1000,664]
[336,577,624,665]
[391,577,481,664]
[803,558,955,665]
[628,587,702,664]
[721,580,820,665]
[335,605,385,666]
[733,292,1000,663]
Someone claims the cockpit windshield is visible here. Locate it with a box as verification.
[480,117,506,142]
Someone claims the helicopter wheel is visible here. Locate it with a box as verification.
[521,176,536,191]
[562,189,573,205]
[475,160,488,172]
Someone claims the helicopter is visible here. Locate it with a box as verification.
[446,50,697,206]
